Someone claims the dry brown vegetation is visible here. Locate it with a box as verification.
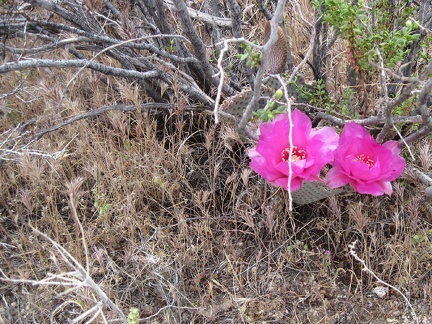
[1,0,432,323]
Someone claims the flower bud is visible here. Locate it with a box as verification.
[275,89,284,100]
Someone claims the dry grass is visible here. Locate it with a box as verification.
[1,73,432,322]
[1,1,432,323]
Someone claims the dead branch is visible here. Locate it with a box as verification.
[163,0,233,28]
[172,0,235,97]
[0,0,240,108]
[31,103,179,140]
[0,59,161,79]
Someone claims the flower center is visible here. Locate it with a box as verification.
[354,154,375,168]
[281,146,307,162]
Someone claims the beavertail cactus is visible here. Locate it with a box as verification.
[263,20,288,74]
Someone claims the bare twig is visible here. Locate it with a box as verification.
[1,20,197,63]
[213,38,259,123]
[416,77,432,123]
[375,46,391,143]
[164,0,233,28]
[225,0,243,38]
[256,0,272,20]
[388,61,432,113]
[31,103,175,140]
[312,112,424,127]
[32,226,127,322]
[349,240,419,324]
[403,121,432,145]
[0,59,160,79]
[410,167,432,186]
[0,37,90,55]
[172,0,235,97]
[277,74,294,210]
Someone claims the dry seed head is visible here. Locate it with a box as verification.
[263,21,288,74]
[418,141,431,170]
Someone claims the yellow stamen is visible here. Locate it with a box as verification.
[281,146,307,162]
[354,154,375,168]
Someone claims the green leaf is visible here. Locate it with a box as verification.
[240,53,249,61]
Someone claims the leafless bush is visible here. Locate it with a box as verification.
[0,0,430,153]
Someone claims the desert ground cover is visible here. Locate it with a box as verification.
[1,0,432,323]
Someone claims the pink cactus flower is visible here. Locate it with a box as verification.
[248,109,339,192]
[326,122,406,196]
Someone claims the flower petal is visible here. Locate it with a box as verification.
[326,122,405,196]
[249,109,339,192]
[326,166,350,188]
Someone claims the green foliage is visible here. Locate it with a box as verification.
[252,78,335,121]
[94,185,112,216]
[314,0,420,71]
[6,105,19,123]
[0,0,14,8]
[310,79,334,111]
[289,77,314,101]
[168,39,175,53]
[96,200,112,216]
[252,86,290,122]
[290,78,334,112]
[413,230,432,245]
[419,35,432,61]
[237,42,261,68]
[339,87,354,117]
[127,308,140,324]
[254,103,286,122]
